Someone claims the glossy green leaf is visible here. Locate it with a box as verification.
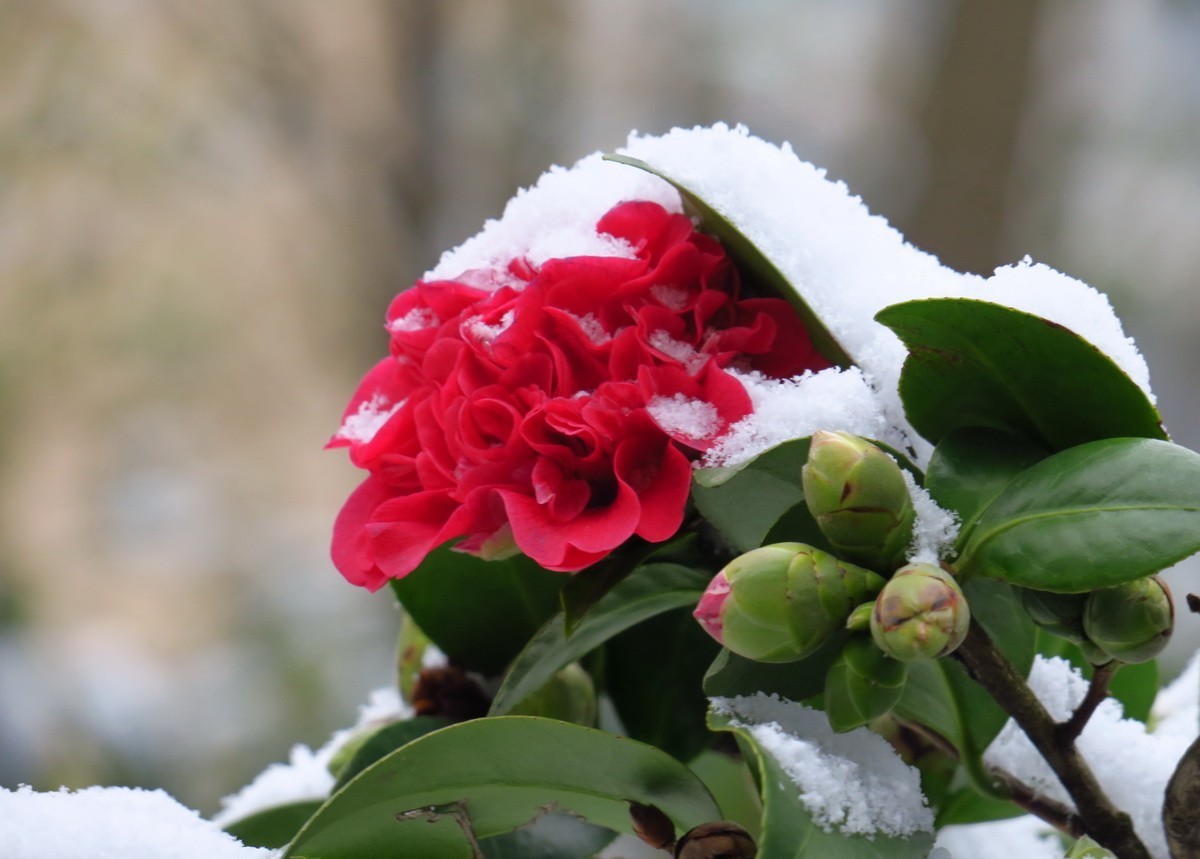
[223,801,324,850]
[708,709,934,858]
[693,439,815,553]
[689,750,763,840]
[893,580,1035,796]
[934,787,1023,827]
[925,428,1049,549]
[389,543,565,676]
[703,634,846,703]
[330,716,450,792]
[956,438,1200,592]
[284,717,720,859]
[605,608,721,762]
[604,152,853,368]
[875,299,1166,450]
[490,562,712,716]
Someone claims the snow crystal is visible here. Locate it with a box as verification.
[335,394,403,445]
[651,283,691,311]
[464,310,515,344]
[933,815,1062,859]
[0,786,272,859]
[902,469,960,564]
[213,685,410,827]
[711,693,933,838]
[647,394,720,443]
[647,329,703,369]
[984,655,1199,859]
[704,368,896,468]
[426,154,681,282]
[563,311,611,345]
[387,307,439,334]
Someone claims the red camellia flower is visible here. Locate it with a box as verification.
[329,201,830,590]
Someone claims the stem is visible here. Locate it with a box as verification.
[954,623,1151,859]
[1059,661,1117,743]
[988,766,1084,837]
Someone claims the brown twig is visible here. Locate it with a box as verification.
[1058,660,1118,743]
[988,766,1085,837]
[954,622,1151,859]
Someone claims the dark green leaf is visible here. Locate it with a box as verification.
[703,634,846,703]
[605,608,721,762]
[689,751,762,840]
[934,787,1023,827]
[389,543,565,676]
[956,438,1200,592]
[490,563,712,716]
[284,717,720,859]
[709,709,934,858]
[875,299,1166,450]
[223,801,324,850]
[692,439,813,553]
[559,539,660,633]
[330,716,450,792]
[925,428,1049,549]
[603,152,853,368]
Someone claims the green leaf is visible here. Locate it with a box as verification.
[875,299,1166,450]
[934,786,1022,828]
[490,562,712,716]
[284,717,720,859]
[893,580,1035,796]
[558,539,659,633]
[708,708,934,858]
[1066,836,1117,858]
[604,152,853,368]
[389,543,565,676]
[688,751,763,840]
[925,428,1049,549]
[703,634,846,703]
[605,608,721,762]
[330,716,451,791]
[223,801,324,850]
[956,438,1200,592]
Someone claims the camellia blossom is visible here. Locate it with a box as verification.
[329,201,829,589]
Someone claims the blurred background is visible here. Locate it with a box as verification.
[1,0,1199,815]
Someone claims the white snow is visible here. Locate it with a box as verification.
[704,368,896,468]
[0,785,273,859]
[647,394,721,443]
[212,686,409,828]
[334,394,403,445]
[903,469,960,564]
[711,693,933,838]
[984,654,1200,859]
[387,307,439,334]
[932,815,1063,859]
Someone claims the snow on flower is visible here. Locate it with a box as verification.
[711,693,933,838]
[330,200,828,588]
[0,785,273,859]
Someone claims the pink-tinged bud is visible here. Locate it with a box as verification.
[693,543,885,663]
[694,570,731,644]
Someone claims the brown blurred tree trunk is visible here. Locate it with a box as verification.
[904,0,1043,275]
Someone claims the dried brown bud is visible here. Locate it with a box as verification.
[674,821,757,858]
[629,802,676,851]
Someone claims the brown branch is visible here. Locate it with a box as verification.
[1058,660,1118,743]
[954,622,1151,859]
[988,766,1085,838]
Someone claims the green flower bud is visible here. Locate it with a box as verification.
[802,430,916,570]
[846,601,874,631]
[695,542,886,663]
[508,663,597,725]
[1083,576,1174,664]
[824,635,908,732]
[1017,587,1089,643]
[870,563,969,661]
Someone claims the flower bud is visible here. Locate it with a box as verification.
[870,563,969,661]
[674,822,756,859]
[824,635,908,732]
[694,542,886,663]
[1083,576,1174,664]
[1017,587,1089,643]
[802,430,915,570]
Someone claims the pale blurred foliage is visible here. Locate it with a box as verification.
[0,0,1197,815]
